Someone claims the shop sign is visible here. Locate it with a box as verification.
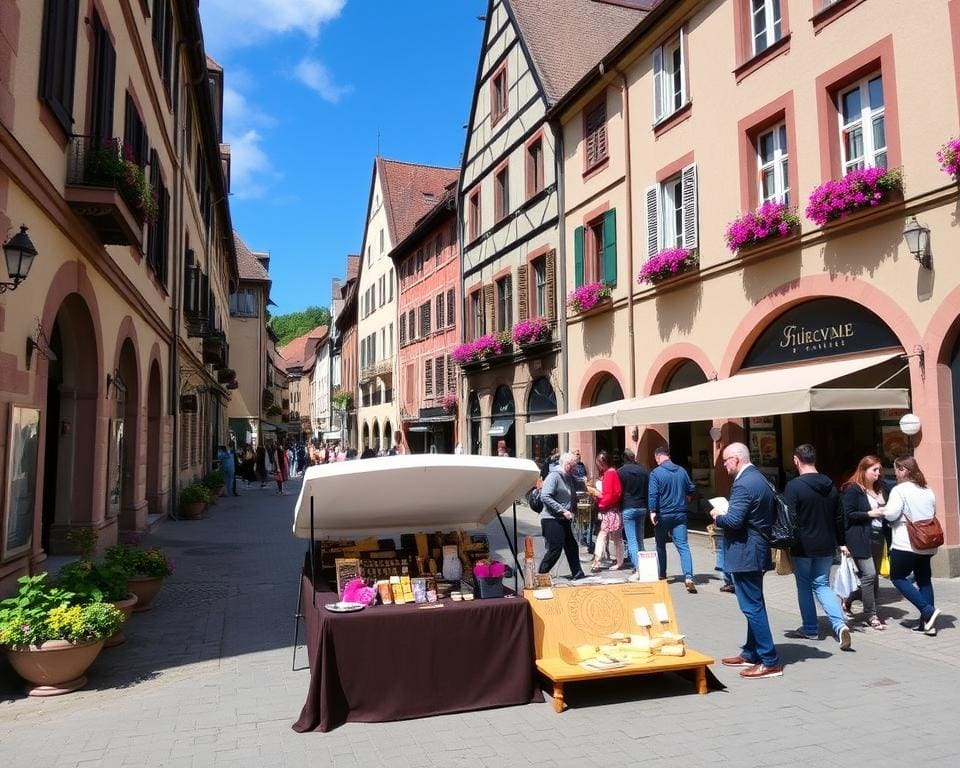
[180,393,198,413]
[741,298,900,369]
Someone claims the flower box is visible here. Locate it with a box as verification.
[511,318,550,345]
[725,202,800,255]
[452,334,507,366]
[937,138,960,180]
[566,282,611,315]
[637,248,699,285]
[805,166,903,226]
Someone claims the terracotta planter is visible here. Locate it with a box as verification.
[181,501,205,519]
[128,574,164,612]
[105,593,139,648]
[5,639,104,696]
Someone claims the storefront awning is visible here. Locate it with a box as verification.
[323,430,341,440]
[526,352,909,435]
[488,418,514,437]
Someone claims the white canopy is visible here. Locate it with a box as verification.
[292,454,540,540]
[526,351,909,435]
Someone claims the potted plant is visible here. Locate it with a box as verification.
[0,574,123,696]
[724,202,801,254]
[201,470,226,499]
[180,482,211,519]
[106,541,174,612]
[637,248,699,285]
[511,317,550,346]
[331,388,353,410]
[566,282,612,314]
[441,393,458,413]
[83,138,159,225]
[805,166,903,226]
[452,341,478,365]
[937,137,960,180]
[58,558,137,648]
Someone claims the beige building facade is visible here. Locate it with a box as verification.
[547,0,960,573]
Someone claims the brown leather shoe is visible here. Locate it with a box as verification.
[685,579,698,594]
[721,655,755,667]
[739,664,783,679]
[719,584,735,594]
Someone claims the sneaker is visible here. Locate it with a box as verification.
[924,608,942,632]
[784,628,819,640]
[685,579,698,594]
[721,655,756,667]
[839,625,852,650]
[924,626,938,637]
[740,664,784,679]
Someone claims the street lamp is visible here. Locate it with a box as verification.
[1,225,38,293]
[902,216,931,269]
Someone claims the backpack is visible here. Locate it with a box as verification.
[526,487,544,514]
[762,479,797,550]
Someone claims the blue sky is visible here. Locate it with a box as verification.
[198,0,486,315]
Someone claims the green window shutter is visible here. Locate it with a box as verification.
[574,225,585,288]
[602,209,617,286]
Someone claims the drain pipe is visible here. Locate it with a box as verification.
[550,119,569,452]
[616,66,637,401]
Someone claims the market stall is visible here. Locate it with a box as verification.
[290,454,543,732]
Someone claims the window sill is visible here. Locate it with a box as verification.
[582,157,610,181]
[734,33,791,83]
[653,101,692,139]
[811,0,868,34]
[490,109,508,129]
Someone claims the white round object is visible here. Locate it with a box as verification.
[899,413,922,436]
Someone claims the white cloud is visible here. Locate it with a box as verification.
[223,86,276,130]
[200,0,346,51]
[226,129,274,200]
[294,58,352,103]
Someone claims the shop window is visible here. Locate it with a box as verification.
[644,164,698,257]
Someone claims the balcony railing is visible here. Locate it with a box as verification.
[360,357,394,382]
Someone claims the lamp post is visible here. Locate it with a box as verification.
[1,225,38,293]
[902,216,931,269]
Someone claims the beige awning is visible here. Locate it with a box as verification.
[525,352,909,435]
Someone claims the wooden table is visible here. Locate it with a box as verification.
[526,580,715,712]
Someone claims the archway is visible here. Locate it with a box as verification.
[590,374,625,466]
[527,377,557,469]
[489,385,515,456]
[146,360,163,516]
[372,419,380,452]
[116,338,141,531]
[362,422,370,449]
[469,392,481,455]
[663,360,710,477]
[383,420,392,451]
[41,294,101,553]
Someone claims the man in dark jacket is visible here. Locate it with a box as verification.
[648,446,697,592]
[711,442,782,679]
[618,449,649,572]
[783,444,851,649]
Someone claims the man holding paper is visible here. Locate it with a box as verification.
[710,442,783,680]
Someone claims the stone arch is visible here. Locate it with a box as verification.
[578,360,627,409]
[146,357,164,517]
[371,419,380,451]
[643,343,716,397]
[362,421,370,449]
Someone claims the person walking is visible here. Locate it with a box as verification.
[255,445,267,487]
[618,448,649,571]
[783,444,851,650]
[883,456,941,636]
[218,444,236,497]
[648,445,697,593]
[587,450,624,572]
[538,452,587,580]
[711,442,782,679]
[840,455,888,629]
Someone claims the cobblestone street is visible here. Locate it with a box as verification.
[1,480,958,767]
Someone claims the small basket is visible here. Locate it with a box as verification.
[476,576,504,599]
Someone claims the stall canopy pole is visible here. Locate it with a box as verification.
[309,495,317,607]
[495,504,522,593]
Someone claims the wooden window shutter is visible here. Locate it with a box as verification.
[446,355,455,392]
[89,11,115,141]
[39,0,80,135]
[602,209,617,286]
[435,357,445,394]
[681,163,699,249]
[446,288,455,327]
[409,310,416,340]
[545,250,557,323]
[645,185,659,257]
[425,358,433,397]
[652,46,664,123]
[483,284,495,336]
[517,264,529,321]
[574,226,585,287]
[399,313,406,345]
[436,293,444,329]
[406,363,415,403]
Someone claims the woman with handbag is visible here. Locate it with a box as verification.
[587,450,624,572]
[840,455,887,630]
[882,456,943,636]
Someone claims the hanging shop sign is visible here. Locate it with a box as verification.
[741,298,900,369]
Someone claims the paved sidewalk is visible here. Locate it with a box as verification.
[0,482,957,767]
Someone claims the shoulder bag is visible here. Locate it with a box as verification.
[902,496,944,550]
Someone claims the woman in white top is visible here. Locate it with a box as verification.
[881,456,941,636]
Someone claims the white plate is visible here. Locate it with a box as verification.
[323,601,367,613]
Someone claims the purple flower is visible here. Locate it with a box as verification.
[636,248,698,284]
[805,167,902,226]
[937,138,960,178]
[724,202,800,253]
[566,282,611,313]
[511,318,549,345]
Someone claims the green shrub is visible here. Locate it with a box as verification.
[57,559,129,603]
[201,470,225,490]
[180,483,211,505]
[105,544,173,579]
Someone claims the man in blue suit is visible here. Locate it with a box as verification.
[710,442,783,679]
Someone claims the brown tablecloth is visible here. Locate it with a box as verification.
[292,575,542,732]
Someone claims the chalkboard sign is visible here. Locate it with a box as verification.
[3,406,41,562]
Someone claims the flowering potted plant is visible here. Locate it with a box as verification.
[180,482,211,519]
[83,138,159,225]
[58,557,136,648]
[724,202,801,254]
[511,317,550,345]
[442,393,458,413]
[937,138,960,180]
[566,282,612,314]
[452,334,506,365]
[201,470,226,499]
[637,248,699,285]
[472,561,507,599]
[106,540,174,612]
[0,574,123,695]
[805,166,903,226]
[331,388,353,410]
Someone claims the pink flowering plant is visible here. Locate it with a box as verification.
[805,166,903,226]
[724,202,800,254]
[937,138,960,179]
[441,393,458,412]
[566,282,611,314]
[511,318,550,345]
[637,248,698,284]
[451,334,504,365]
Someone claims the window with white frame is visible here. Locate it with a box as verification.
[533,257,547,318]
[758,122,789,204]
[496,275,512,332]
[750,0,782,56]
[653,31,686,123]
[644,163,698,257]
[839,75,886,173]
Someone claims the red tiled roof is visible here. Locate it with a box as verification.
[377,158,458,247]
[233,231,270,282]
[508,0,647,104]
[278,326,328,368]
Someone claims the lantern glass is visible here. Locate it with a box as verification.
[3,226,38,283]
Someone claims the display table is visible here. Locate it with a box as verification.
[293,576,542,732]
[526,581,716,712]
